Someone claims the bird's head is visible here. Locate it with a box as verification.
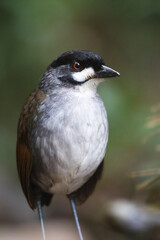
[40,50,120,90]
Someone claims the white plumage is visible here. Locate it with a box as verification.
[34,79,108,195]
[72,67,95,82]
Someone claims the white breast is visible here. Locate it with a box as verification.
[35,81,108,195]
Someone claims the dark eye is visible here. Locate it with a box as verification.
[73,62,81,70]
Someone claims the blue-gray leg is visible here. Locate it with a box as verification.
[37,200,46,240]
[69,196,84,240]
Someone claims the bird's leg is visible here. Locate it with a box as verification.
[69,195,84,240]
[37,200,46,240]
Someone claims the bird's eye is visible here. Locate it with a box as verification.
[73,62,81,71]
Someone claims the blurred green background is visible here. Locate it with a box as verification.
[0,0,160,239]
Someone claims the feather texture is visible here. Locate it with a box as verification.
[16,88,53,209]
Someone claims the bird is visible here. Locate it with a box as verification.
[16,50,120,240]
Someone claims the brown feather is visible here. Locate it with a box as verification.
[16,88,52,209]
[16,139,34,208]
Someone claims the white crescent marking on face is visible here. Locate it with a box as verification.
[72,67,95,82]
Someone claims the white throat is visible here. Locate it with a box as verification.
[75,78,105,97]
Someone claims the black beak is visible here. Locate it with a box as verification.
[94,65,120,79]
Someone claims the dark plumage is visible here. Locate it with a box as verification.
[50,50,104,71]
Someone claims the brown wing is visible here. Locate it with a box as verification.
[69,160,104,205]
[16,137,34,208]
[16,88,53,210]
